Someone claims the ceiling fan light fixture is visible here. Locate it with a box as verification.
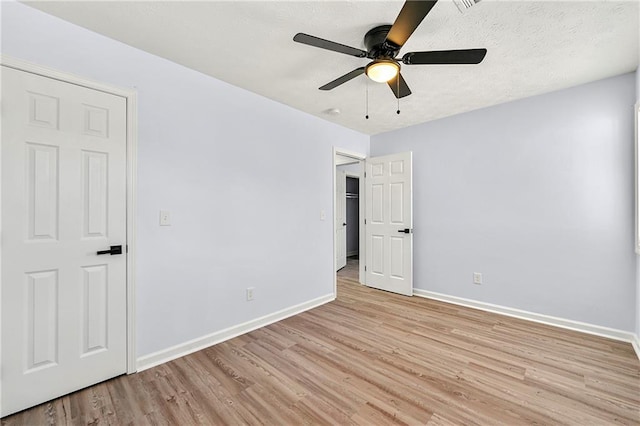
[365,60,400,83]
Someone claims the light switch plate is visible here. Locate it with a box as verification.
[160,210,171,226]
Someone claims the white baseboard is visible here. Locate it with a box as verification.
[136,293,335,372]
[413,289,639,359]
[632,334,640,360]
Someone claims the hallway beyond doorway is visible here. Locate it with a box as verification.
[337,255,359,282]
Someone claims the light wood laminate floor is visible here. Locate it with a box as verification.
[3,264,639,425]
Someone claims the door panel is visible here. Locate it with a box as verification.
[365,152,413,296]
[26,270,59,370]
[82,264,109,355]
[83,151,109,237]
[1,66,128,416]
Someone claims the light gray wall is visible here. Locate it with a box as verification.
[1,2,369,357]
[372,73,637,331]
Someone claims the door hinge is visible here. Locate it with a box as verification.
[364,265,367,271]
[364,219,367,224]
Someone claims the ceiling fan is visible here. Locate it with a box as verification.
[293,0,487,99]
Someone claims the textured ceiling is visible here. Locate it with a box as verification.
[25,1,639,135]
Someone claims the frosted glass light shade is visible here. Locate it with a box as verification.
[366,60,400,83]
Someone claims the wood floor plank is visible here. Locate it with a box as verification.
[3,257,639,425]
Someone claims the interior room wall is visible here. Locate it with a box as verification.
[371,73,637,332]
[1,1,369,358]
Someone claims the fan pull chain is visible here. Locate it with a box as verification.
[365,80,369,120]
[396,76,401,115]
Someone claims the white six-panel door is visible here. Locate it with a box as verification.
[336,169,347,271]
[1,66,128,416]
[365,152,413,296]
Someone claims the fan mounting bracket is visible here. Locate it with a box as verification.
[364,25,400,59]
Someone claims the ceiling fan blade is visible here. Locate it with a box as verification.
[403,49,487,65]
[387,73,412,98]
[385,1,438,48]
[319,67,366,91]
[294,33,367,58]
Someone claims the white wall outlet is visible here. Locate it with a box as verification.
[473,272,483,285]
[159,210,171,226]
[320,210,326,221]
[246,287,255,301]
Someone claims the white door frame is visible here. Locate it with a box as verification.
[335,168,347,271]
[0,55,138,377]
[333,147,366,296]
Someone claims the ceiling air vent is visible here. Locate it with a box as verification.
[453,0,481,13]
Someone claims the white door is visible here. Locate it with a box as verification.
[365,152,413,296]
[1,66,128,416]
[336,169,347,270]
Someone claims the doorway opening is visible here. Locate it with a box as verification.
[334,148,414,299]
[334,148,366,297]
[337,172,360,281]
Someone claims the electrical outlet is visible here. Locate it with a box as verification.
[159,210,171,226]
[473,272,483,285]
[246,287,255,301]
[320,210,326,221]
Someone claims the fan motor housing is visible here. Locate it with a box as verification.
[364,25,400,58]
